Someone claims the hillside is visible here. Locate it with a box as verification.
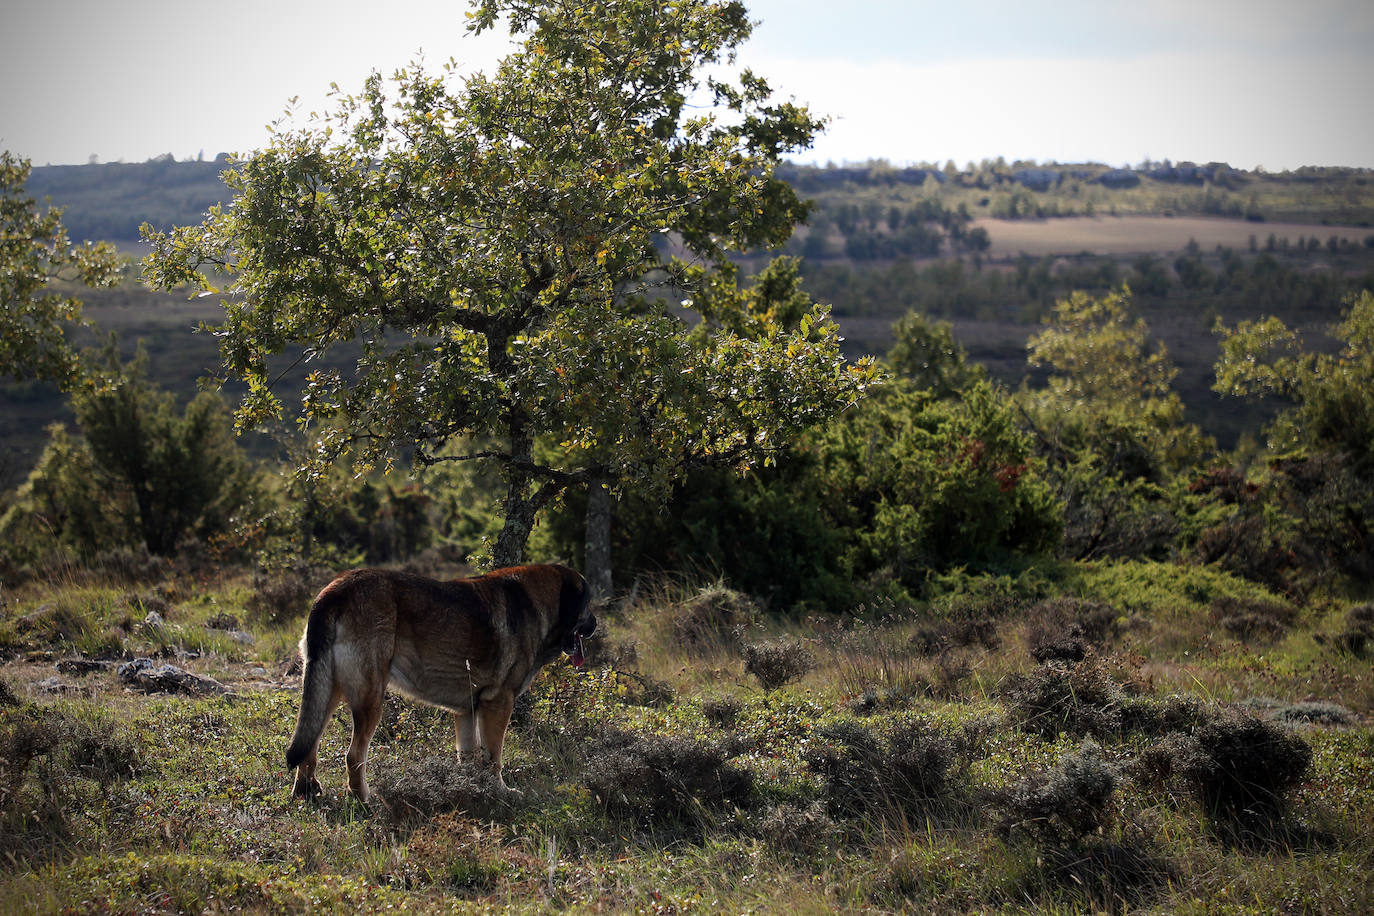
[4,156,1374,483]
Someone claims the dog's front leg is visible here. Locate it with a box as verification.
[476,688,516,790]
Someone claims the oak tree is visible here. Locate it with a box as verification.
[145,0,874,581]
[1,151,121,386]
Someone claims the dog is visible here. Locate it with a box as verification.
[285,563,595,802]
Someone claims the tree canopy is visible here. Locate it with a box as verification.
[145,0,875,568]
[1,152,121,386]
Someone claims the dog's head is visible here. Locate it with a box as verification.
[556,566,597,667]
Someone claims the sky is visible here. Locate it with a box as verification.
[2,0,1372,171]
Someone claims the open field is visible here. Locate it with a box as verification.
[1,559,1372,914]
[976,216,1374,258]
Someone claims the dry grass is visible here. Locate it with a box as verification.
[0,562,1370,914]
[974,215,1373,258]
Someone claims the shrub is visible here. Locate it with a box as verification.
[1026,597,1120,663]
[1171,711,1312,831]
[1,707,61,811]
[756,801,838,854]
[998,740,1117,846]
[701,695,742,730]
[742,638,815,690]
[1006,655,1124,739]
[1119,693,1210,738]
[911,615,1000,656]
[670,584,760,652]
[65,718,144,784]
[249,565,333,626]
[804,717,960,820]
[582,730,753,830]
[1210,595,1296,642]
[375,757,518,826]
[1331,602,1373,656]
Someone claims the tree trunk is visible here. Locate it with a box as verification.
[584,475,613,600]
[492,493,536,567]
[492,412,536,568]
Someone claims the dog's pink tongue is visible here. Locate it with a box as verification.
[571,651,585,668]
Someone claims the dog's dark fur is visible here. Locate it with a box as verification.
[285,564,595,802]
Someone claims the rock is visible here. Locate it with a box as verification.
[36,676,76,694]
[117,657,228,697]
[143,610,166,631]
[56,658,114,676]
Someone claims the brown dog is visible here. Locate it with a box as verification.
[285,564,595,802]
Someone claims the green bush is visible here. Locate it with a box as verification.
[818,380,1062,599]
[804,717,961,820]
[582,729,754,831]
[998,740,1117,846]
[0,345,258,563]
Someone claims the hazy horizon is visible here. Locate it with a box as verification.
[3,0,1372,171]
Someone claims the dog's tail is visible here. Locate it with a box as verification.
[285,586,340,770]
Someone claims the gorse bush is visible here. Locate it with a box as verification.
[819,380,1062,598]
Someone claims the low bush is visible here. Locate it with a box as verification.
[998,740,1117,846]
[1210,595,1297,642]
[1118,693,1211,737]
[755,801,838,854]
[1171,711,1312,833]
[582,730,754,831]
[1332,602,1374,656]
[910,615,1000,656]
[1006,655,1124,739]
[1026,597,1120,663]
[742,638,815,690]
[375,757,518,826]
[669,584,760,653]
[700,695,742,730]
[804,717,960,820]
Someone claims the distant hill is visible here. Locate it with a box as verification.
[26,154,235,244]
[26,156,1374,246]
[5,155,1373,485]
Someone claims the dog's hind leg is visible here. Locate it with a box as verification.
[290,691,340,799]
[345,693,384,804]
